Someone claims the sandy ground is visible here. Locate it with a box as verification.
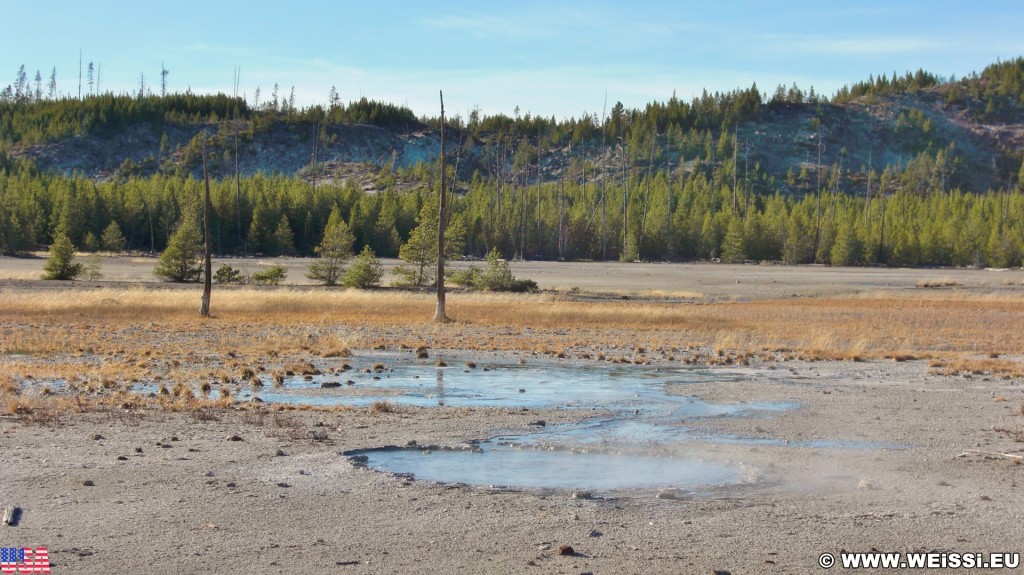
[3,253,1023,299]
[2,259,1024,574]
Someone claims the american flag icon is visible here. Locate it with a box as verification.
[0,547,50,574]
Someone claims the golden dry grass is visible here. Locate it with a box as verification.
[2,285,1023,419]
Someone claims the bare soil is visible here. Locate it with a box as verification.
[1,260,1023,574]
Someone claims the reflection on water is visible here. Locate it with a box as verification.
[134,355,884,492]
[358,444,740,491]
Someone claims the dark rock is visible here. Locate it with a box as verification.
[557,545,575,556]
[116,455,128,461]
[226,434,243,442]
[82,480,95,487]
[275,449,287,456]
[321,381,342,388]
[92,434,104,440]
[529,420,546,427]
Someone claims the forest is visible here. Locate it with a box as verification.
[1,58,1023,268]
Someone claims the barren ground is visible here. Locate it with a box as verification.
[1,257,1023,574]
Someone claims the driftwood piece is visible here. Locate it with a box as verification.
[960,449,1024,460]
[3,506,20,526]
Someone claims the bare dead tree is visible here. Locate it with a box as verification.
[200,135,213,318]
[433,90,449,323]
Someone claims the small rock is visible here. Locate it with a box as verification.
[116,455,128,461]
[519,388,526,393]
[528,420,546,427]
[321,381,341,388]
[277,482,291,488]
[135,447,143,453]
[82,480,95,487]
[557,545,575,556]
[570,490,592,500]
[712,570,732,575]
[435,359,447,367]
[92,434,104,440]
[308,429,329,441]
[204,471,214,477]
[225,482,237,488]
[657,488,686,500]
[275,449,287,457]
[226,434,243,442]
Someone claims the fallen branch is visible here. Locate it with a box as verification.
[960,449,1024,460]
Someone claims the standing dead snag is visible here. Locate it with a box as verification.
[200,134,213,318]
[433,90,449,323]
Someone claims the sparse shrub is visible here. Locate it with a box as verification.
[82,254,103,280]
[472,248,537,292]
[42,233,83,280]
[369,400,396,413]
[252,265,287,285]
[448,266,480,286]
[214,264,245,284]
[342,245,384,288]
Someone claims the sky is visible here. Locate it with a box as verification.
[2,1,1023,121]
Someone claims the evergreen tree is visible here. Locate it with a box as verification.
[721,217,746,263]
[830,221,862,266]
[42,232,83,280]
[307,206,355,285]
[270,214,295,256]
[100,220,127,252]
[393,203,466,286]
[154,215,203,282]
[342,245,384,288]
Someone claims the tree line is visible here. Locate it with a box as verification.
[3,154,1023,268]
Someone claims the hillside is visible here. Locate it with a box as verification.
[1,59,1023,267]
[3,63,1023,195]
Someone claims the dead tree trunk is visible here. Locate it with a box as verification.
[433,91,449,323]
[200,135,213,318]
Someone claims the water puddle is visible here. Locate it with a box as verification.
[351,444,740,491]
[134,355,882,493]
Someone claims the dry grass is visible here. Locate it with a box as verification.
[2,286,1024,417]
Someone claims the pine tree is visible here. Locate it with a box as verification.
[721,217,746,263]
[341,245,384,288]
[270,214,295,256]
[100,220,127,252]
[42,232,83,280]
[154,215,203,282]
[307,207,355,285]
[394,203,466,286]
[830,222,862,266]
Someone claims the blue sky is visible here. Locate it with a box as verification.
[3,1,1023,120]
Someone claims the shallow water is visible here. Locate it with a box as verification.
[359,444,740,491]
[135,355,879,491]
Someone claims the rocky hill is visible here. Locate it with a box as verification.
[4,60,1023,196]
